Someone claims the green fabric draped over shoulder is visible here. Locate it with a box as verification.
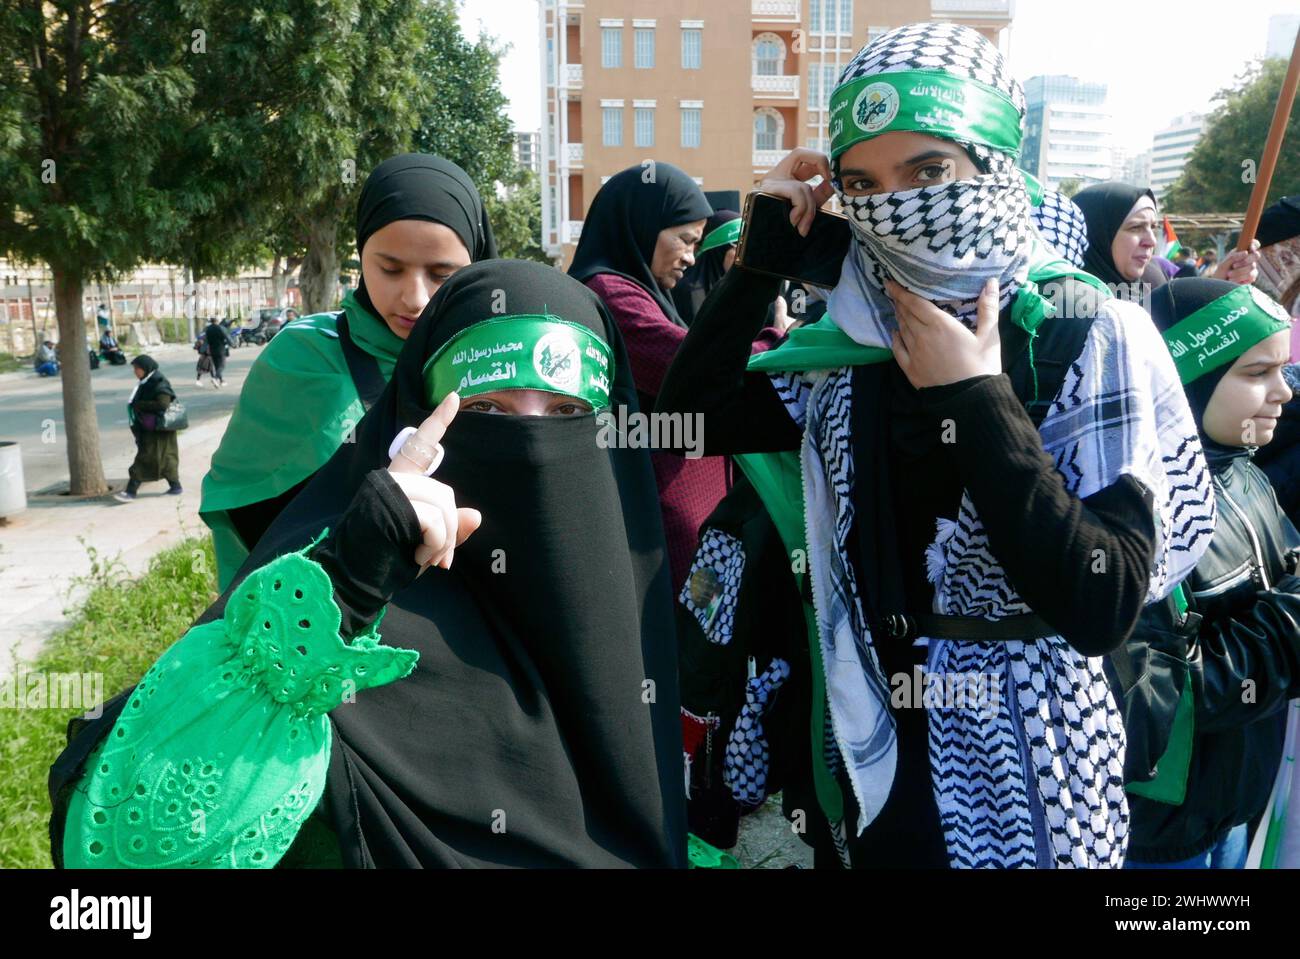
[63,530,418,869]
[200,291,403,590]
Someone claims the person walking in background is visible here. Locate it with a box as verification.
[203,315,234,388]
[34,337,59,376]
[114,355,182,501]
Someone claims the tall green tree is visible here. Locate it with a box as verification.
[0,0,197,494]
[170,0,428,315]
[1165,58,1300,214]
[411,2,515,200]
[485,166,549,263]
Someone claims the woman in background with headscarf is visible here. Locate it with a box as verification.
[114,355,181,502]
[52,260,687,869]
[671,210,741,326]
[570,166,785,590]
[1074,182,1261,309]
[201,154,496,590]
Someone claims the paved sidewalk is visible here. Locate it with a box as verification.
[0,414,229,681]
[0,341,263,682]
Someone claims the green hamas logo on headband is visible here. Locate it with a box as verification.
[1162,285,1292,384]
[829,69,1022,161]
[422,315,614,409]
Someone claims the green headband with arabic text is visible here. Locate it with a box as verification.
[1161,285,1292,384]
[422,315,614,409]
[829,69,1023,162]
[697,218,742,256]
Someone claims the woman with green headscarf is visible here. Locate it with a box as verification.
[200,154,496,590]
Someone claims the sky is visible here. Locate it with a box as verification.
[458,0,1298,154]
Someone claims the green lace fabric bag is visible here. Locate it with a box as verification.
[63,531,419,868]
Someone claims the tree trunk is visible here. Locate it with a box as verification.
[270,254,288,307]
[299,213,339,315]
[184,266,197,343]
[51,265,107,496]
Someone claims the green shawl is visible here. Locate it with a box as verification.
[200,290,403,590]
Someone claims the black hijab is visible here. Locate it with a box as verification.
[671,209,740,326]
[353,154,498,319]
[1073,181,1169,298]
[1149,277,1250,430]
[129,354,174,405]
[568,162,712,327]
[1257,195,1300,248]
[209,260,684,867]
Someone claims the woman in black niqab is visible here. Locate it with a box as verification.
[261,259,685,867]
[53,261,687,869]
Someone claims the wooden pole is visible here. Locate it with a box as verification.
[1238,26,1300,251]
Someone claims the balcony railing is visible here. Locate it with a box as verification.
[752,149,786,171]
[563,63,582,88]
[931,0,1012,17]
[566,220,583,243]
[751,0,800,21]
[566,142,583,166]
[752,74,799,99]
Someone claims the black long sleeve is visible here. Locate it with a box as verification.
[656,268,801,455]
[921,373,1157,657]
[308,469,424,637]
[1191,575,1300,734]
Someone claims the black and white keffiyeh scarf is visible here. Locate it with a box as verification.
[776,22,1215,868]
[1031,189,1090,269]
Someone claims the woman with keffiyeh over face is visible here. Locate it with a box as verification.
[658,22,1215,868]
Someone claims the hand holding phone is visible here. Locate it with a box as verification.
[736,191,850,290]
[756,149,836,236]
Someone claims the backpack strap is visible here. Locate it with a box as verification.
[336,313,386,411]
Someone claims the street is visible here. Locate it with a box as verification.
[0,340,265,681]
[0,340,263,494]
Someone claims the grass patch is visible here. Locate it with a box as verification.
[0,536,217,868]
[0,353,25,374]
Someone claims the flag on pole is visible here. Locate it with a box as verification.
[1160,216,1182,260]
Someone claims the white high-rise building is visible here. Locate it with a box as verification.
[1150,113,1204,199]
[1121,149,1151,190]
[514,130,541,175]
[1021,76,1114,191]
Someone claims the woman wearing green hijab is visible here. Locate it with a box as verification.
[200,154,497,589]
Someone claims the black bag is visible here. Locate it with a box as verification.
[87,349,100,370]
[156,399,189,431]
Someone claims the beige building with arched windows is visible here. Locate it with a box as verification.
[538,0,1014,265]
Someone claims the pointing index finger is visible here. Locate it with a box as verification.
[390,391,459,475]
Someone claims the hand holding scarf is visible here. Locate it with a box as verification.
[889,276,1001,387]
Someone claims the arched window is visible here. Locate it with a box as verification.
[754,108,783,151]
[752,33,785,76]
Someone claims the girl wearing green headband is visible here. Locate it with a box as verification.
[1120,277,1300,869]
[51,261,689,869]
[660,21,1216,869]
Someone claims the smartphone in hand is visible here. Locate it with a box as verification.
[735,191,850,289]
